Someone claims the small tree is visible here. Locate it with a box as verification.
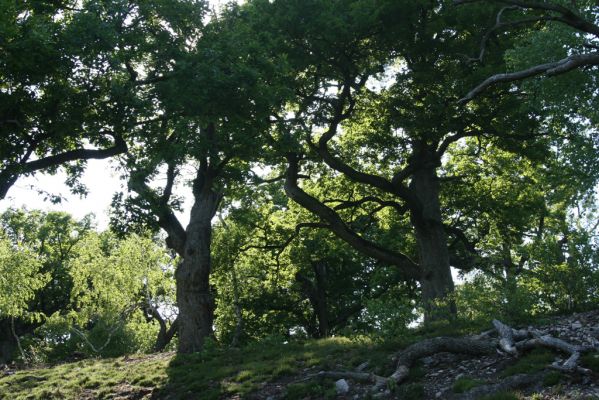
[0,233,48,361]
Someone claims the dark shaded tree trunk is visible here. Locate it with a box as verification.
[410,166,456,322]
[229,263,244,347]
[0,320,16,364]
[175,189,221,353]
[153,316,179,352]
[296,261,329,338]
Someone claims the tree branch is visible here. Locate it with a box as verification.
[459,52,599,103]
[284,154,421,280]
[128,167,187,256]
[326,196,409,214]
[0,134,128,200]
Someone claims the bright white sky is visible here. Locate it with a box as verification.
[1,160,128,230]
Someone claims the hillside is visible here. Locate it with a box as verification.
[2,311,598,400]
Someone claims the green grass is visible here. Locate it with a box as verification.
[285,381,337,400]
[581,352,599,373]
[452,376,485,393]
[0,336,396,400]
[542,371,563,386]
[499,348,555,377]
[395,382,425,400]
[480,392,520,400]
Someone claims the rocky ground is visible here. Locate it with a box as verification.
[249,310,599,400]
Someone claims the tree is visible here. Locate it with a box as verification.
[0,232,47,362]
[1,0,213,201]
[58,232,175,357]
[0,208,90,362]
[242,0,537,321]
[112,3,291,352]
[211,186,417,342]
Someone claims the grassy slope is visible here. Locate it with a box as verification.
[2,320,597,400]
[0,336,404,400]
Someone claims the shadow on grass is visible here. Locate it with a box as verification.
[151,336,401,400]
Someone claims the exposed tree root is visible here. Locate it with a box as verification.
[311,319,597,398]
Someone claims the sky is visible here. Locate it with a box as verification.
[0,160,124,230]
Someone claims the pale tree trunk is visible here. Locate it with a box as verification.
[410,166,456,322]
[230,262,244,347]
[176,189,221,353]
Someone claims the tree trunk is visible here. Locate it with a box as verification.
[175,189,220,353]
[312,261,329,337]
[296,261,330,338]
[410,166,456,322]
[0,320,16,364]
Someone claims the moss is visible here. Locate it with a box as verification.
[480,392,520,400]
[581,352,599,373]
[542,371,563,386]
[500,348,554,377]
[452,377,485,393]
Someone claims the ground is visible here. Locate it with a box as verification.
[1,311,598,400]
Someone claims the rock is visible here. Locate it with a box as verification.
[435,391,443,398]
[335,379,349,394]
[572,321,583,329]
[355,361,369,372]
[422,356,435,366]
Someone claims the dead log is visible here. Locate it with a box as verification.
[493,319,518,356]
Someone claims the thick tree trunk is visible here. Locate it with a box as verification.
[175,189,220,353]
[312,262,329,337]
[410,166,456,322]
[0,320,16,364]
[296,261,330,338]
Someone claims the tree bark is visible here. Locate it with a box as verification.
[296,261,329,338]
[175,188,221,353]
[410,165,456,321]
[0,320,16,364]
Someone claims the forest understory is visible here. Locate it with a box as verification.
[2,310,598,400]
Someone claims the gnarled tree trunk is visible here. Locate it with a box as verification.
[410,165,456,322]
[176,188,221,353]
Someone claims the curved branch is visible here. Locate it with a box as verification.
[327,196,409,214]
[0,135,127,200]
[284,154,421,280]
[128,167,187,256]
[455,0,599,37]
[308,79,421,211]
[459,52,599,103]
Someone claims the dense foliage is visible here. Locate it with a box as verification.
[0,0,597,368]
